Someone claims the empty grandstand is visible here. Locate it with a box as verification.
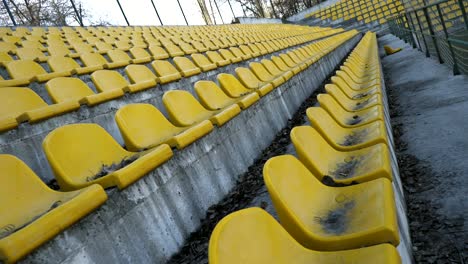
[0,0,467,263]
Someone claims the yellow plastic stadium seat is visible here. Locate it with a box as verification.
[163,90,241,127]
[209,208,401,264]
[249,62,285,88]
[272,55,301,74]
[46,77,124,106]
[79,52,107,70]
[0,42,17,54]
[43,123,173,190]
[384,45,402,55]
[115,40,131,51]
[95,42,113,53]
[239,45,259,58]
[47,44,73,58]
[194,80,259,110]
[163,43,184,57]
[307,107,389,150]
[331,77,380,99]
[280,53,306,71]
[179,42,197,54]
[291,126,392,184]
[0,87,79,132]
[107,49,133,66]
[151,60,182,84]
[318,94,384,127]
[0,154,107,263]
[192,41,209,53]
[263,155,399,250]
[191,53,217,72]
[336,70,380,87]
[173,56,201,77]
[15,47,48,62]
[230,47,250,61]
[91,70,154,94]
[72,42,94,54]
[148,45,170,60]
[217,73,257,98]
[4,60,68,84]
[124,64,158,92]
[235,67,274,96]
[47,56,100,75]
[219,49,242,63]
[206,51,230,67]
[115,103,213,151]
[260,59,293,81]
[325,84,382,111]
[129,47,152,63]
[21,40,46,51]
[0,52,12,66]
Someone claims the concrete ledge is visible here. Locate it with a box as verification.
[21,33,363,264]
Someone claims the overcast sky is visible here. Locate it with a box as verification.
[79,0,246,26]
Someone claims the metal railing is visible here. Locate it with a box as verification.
[387,0,468,75]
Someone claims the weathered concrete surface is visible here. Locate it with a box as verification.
[379,34,468,263]
[21,33,362,264]
[0,30,342,183]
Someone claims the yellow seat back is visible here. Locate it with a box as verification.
[43,123,131,187]
[235,67,262,89]
[148,45,169,59]
[306,107,345,141]
[47,57,80,73]
[151,60,181,80]
[271,55,290,71]
[0,154,77,236]
[194,80,234,110]
[291,126,338,179]
[107,49,131,63]
[91,70,128,92]
[80,52,108,67]
[209,207,308,264]
[162,90,212,126]
[16,48,44,61]
[249,62,273,82]
[173,56,201,77]
[217,73,251,97]
[115,103,180,151]
[260,59,283,76]
[125,64,157,84]
[45,77,94,103]
[0,88,47,119]
[6,60,47,80]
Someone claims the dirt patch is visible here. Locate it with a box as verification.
[340,129,367,146]
[314,200,355,235]
[346,114,362,125]
[330,156,362,179]
[86,156,138,182]
[166,84,327,264]
[387,77,467,263]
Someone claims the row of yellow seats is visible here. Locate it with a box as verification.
[0,30,344,133]
[0,24,323,55]
[0,29,336,66]
[0,28,339,82]
[0,26,322,59]
[208,32,402,264]
[0,24,317,38]
[0,30,358,264]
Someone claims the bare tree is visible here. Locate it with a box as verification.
[0,0,95,26]
[232,0,319,19]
